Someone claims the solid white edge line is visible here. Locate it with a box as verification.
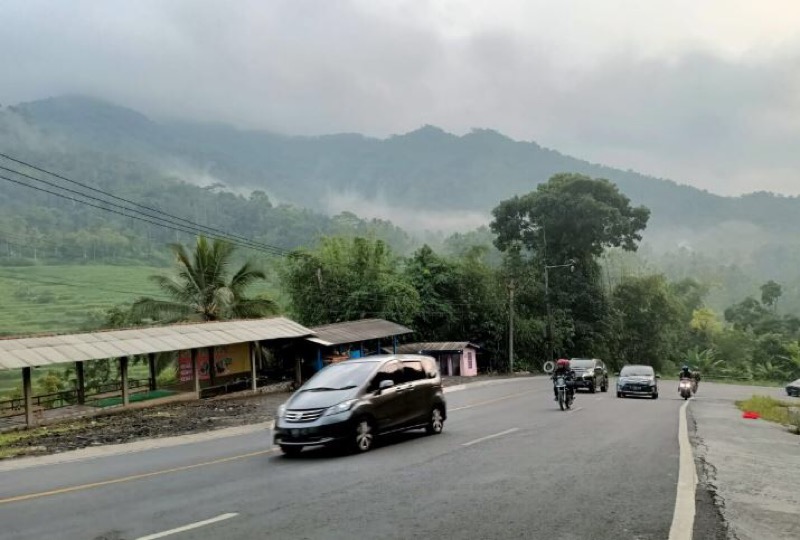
[135,512,239,540]
[668,400,697,540]
[461,427,519,447]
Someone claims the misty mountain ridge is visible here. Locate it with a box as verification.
[2,95,798,250]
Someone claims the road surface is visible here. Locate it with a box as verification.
[0,377,774,540]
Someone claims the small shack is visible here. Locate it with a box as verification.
[393,342,479,377]
[0,317,313,427]
[304,319,413,375]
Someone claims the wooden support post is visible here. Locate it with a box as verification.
[76,361,86,405]
[393,336,397,355]
[191,348,200,397]
[23,367,34,427]
[120,357,130,406]
[148,353,157,391]
[295,357,302,388]
[207,347,216,386]
[250,342,258,392]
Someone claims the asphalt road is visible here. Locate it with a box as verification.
[0,377,714,540]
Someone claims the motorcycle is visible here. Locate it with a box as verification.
[555,376,574,410]
[678,378,693,400]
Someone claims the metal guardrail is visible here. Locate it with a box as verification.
[0,378,151,415]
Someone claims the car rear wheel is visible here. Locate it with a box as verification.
[426,406,445,435]
[351,418,375,453]
[652,392,659,399]
[601,379,608,392]
[617,391,623,398]
[589,382,596,393]
[280,445,303,457]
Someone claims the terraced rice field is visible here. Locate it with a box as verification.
[0,264,167,336]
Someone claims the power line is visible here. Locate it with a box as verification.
[0,173,287,257]
[0,153,289,256]
[0,165,287,256]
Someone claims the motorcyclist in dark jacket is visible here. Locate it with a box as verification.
[679,365,693,380]
[552,358,576,401]
[679,365,698,392]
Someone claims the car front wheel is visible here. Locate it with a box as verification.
[351,418,375,453]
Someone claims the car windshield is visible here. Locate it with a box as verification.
[302,362,376,391]
[570,360,594,369]
[620,366,655,377]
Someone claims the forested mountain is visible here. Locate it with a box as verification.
[5,95,800,239]
[3,95,800,314]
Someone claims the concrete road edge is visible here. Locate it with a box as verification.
[668,399,697,540]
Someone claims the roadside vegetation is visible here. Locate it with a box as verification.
[3,174,800,405]
[736,396,800,434]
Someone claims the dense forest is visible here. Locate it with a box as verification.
[2,96,800,383]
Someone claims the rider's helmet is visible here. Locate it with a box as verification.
[682,364,690,371]
[556,358,570,370]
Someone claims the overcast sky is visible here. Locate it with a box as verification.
[2,0,800,196]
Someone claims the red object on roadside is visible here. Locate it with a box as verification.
[742,411,760,419]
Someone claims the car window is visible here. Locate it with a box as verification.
[401,361,426,383]
[420,357,437,377]
[370,361,401,390]
[620,366,654,377]
[570,359,594,369]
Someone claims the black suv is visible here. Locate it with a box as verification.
[273,355,446,455]
[569,358,609,393]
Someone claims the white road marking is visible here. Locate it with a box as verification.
[461,428,519,447]
[567,407,584,413]
[668,400,696,540]
[136,513,238,540]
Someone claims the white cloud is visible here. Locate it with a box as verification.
[2,0,800,195]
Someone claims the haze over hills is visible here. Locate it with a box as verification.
[5,95,798,240]
[3,95,800,314]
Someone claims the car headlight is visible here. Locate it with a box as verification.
[324,399,357,417]
[277,403,287,418]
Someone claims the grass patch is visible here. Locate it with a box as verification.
[0,424,84,459]
[736,395,800,434]
[92,389,176,408]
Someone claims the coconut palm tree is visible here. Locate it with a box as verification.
[133,236,277,322]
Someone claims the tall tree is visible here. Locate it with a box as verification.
[490,174,650,359]
[132,236,276,322]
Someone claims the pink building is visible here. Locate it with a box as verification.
[393,342,480,377]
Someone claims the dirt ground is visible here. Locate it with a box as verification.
[0,374,520,460]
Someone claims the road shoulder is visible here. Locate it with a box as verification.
[690,398,800,540]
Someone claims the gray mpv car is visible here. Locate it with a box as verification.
[273,355,446,455]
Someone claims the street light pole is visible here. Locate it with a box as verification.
[544,260,576,365]
[544,265,553,364]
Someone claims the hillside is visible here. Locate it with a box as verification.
[4,95,800,318]
[6,95,800,240]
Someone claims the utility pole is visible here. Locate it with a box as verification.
[508,280,515,374]
[544,265,553,365]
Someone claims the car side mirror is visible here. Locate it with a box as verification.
[428,372,437,379]
[614,372,620,376]
[656,375,661,379]
[377,379,394,393]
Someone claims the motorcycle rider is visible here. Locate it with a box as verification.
[679,365,693,380]
[552,358,576,401]
[679,365,698,393]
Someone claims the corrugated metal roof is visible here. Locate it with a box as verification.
[0,317,313,370]
[393,341,479,354]
[308,319,412,347]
